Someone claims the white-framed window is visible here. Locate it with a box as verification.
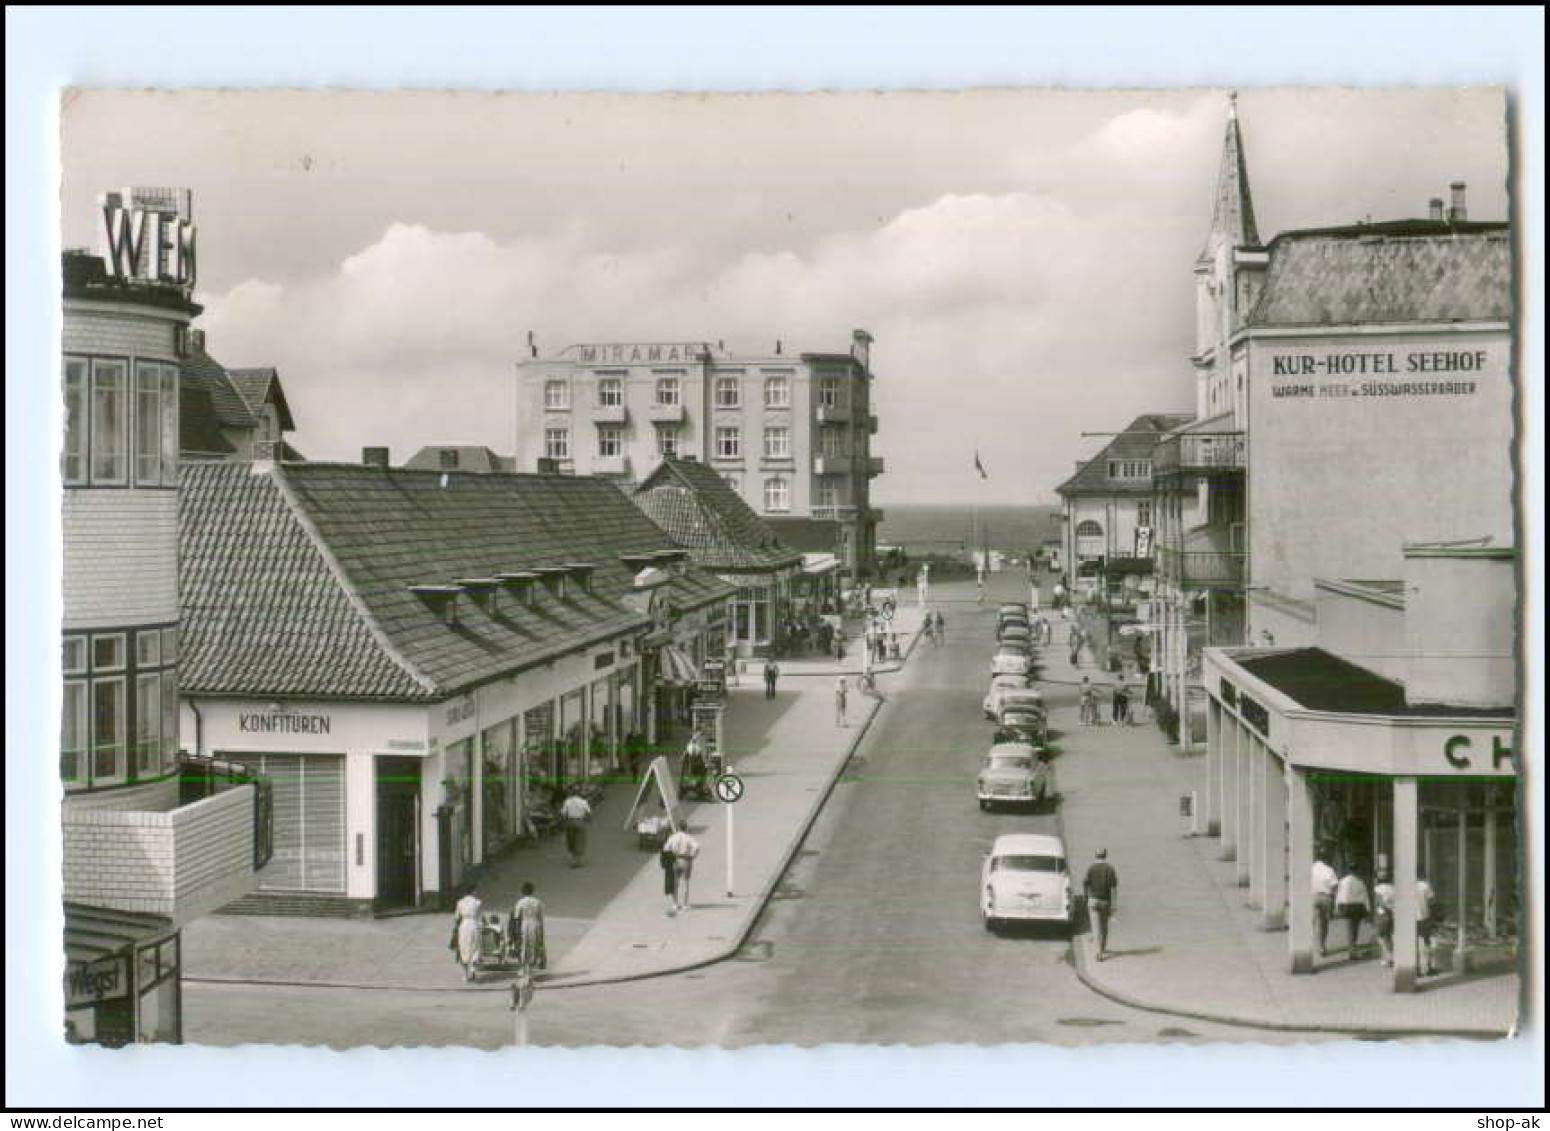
[135,630,161,669]
[132,361,180,487]
[91,676,127,786]
[544,380,570,410]
[715,376,741,408]
[1107,459,1152,480]
[764,375,791,408]
[598,377,624,406]
[715,427,741,459]
[63,358,88,485]
[61,681,87,789]
[92,633,126,673]
[1136,501,1153,527]
[764,426,791,459]
[161,669,179,775]
[135,672,162,779]
[544,428,570,460]
[1076,520,1104,537]
[598,425,623,458]
[159,364,178,485]
[818,377,841,408]
[820,430,846,459]
[815,482,840,509]
[656,424,680,458]
[161,627,178,665]
[90,359,130,484]
[63,636,87,676]
[764,476,790,512]
[655,376,680,405]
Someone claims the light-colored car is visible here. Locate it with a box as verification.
[997,623,1032,646]
[976,743,1051,810]
[991,650,1033,677]
[981,832,1073,931]
[995,705,1049,746]
[982,674,1031,717]
[996,688,1044,716]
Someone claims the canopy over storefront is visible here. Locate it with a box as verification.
[658,646,699,686]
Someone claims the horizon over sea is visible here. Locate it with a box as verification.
[877,502,1063,555]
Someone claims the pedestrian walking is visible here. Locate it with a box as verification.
[559,788,593,867]
[1084,849,1119,961]
[1112,678,1132,725]
[1069,626,1083,668]
[889,631,901,661]
[1416,868,1439,976]
[663,825,701,914]
[508,882,547,971]
[1311,852,1338,958]
[763,659,780,699]
[451,886,483,982]
[658,839,678,908]
[1335,867,1371,959]
[934,610,946,643]
[834,630,847,662]
[1373,869,1396,968]
[835,676,849,727]
[1079,677,1098,726]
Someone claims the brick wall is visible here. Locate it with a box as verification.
[62,785,255,923]
[61,489,179,629]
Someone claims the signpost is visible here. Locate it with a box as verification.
[717,771,744,897]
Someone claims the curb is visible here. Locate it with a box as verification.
[185,622,924,996]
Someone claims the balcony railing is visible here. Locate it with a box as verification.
[866,456,885,476]
[811,504,858,521]
[590,403,628,425]
[646,402,685,423]
[1154,431,1246,481]
[63,756,270,925]
[1157,524,1246,588]
[816,404,851,425]
[812,455,849,475]
[593,454,631,476]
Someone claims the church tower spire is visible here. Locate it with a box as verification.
[1200,90,1261,262]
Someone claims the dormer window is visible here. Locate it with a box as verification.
[455,578,501,615]
[563,562,598,594]
[411,584,463,627]
[533,567,570,600]
[496,571,539,607]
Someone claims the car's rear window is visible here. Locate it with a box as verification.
[987,754,1032,770]
[992,855,1065,873]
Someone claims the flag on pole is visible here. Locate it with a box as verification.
[974,450,988,479]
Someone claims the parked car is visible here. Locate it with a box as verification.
[982,673,1032,718]
[997,623,1032,646]
[981,832,1073,932]
[976,743,1052,810]
[995,705,1049,746]
[998,602,1029,617]
[991,648,1033,677]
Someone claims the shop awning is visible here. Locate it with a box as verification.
[659,646,699,685]
[803,553,840,575]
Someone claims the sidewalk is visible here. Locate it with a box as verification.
[1039,632,1519,1037]
[182,605,926,992]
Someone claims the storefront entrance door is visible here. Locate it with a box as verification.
[376,757,421,909]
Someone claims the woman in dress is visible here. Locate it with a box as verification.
[453,887,483,982]
[510,882,547,971]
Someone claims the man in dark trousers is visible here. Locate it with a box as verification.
[763,659,780,699]
[1084,848,1119,961]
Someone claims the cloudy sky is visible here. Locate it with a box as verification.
[61,87,1508,504]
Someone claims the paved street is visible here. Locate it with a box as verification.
[184,577,1342,1048]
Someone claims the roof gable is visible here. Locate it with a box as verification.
[227,367,297,431]
[180,349,256,430]
[634,458,801,571]
[1055,414,1194,496]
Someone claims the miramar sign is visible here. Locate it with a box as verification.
[568,342,711,364]
[1268,349,1490,401]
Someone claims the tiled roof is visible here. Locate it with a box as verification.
[180,349,256,430]
[227,367,297,431]
[1055,414,1194,497]
[403,445,517,473]
[179,384,238,456]
[1249,223,1511,327]
[181,461,429,700]
[634,457,803,572]
[180,462,735,701]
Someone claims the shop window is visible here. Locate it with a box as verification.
[92,633,126,672]
[764,426,791,459]
[62,358,88,484]
[715,427,741,459]
[544,428,570,460]
[543,380,570,410]
[764,375,791,408]
[92,677,126,785]
[598,377,624,407]
[764,476,790,513]
[90,359,129,484]
[715,376,741,408]
[61,681,87,788]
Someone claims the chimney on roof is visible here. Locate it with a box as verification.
[851,328,873,370]
[363,446,390,468]
[527,330,538,359]
[1428,198,1445,222]
[1448,181,1468,222]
